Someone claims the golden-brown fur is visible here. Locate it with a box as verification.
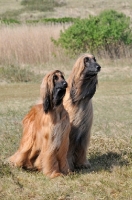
[63,54,101,171]
[8,70,71,178]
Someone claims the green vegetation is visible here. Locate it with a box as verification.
[38,17,77,23]
[0,65,41,83]
[26,17,78,24]
[0,18,20,25]
[0,0,66,23]
[54,10,132,58]
[0,0,132,24]
[0,17,78,25]
[21,0,66,12]
[0,9,24,21]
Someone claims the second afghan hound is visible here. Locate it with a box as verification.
[63,54,101,171]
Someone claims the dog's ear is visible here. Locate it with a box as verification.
[40,74,53,113]
[70,80,77,103]
[41,84,51,113]
[43,94,51,113]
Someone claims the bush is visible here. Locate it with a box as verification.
[54,10,132,58]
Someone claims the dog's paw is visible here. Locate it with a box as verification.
[50,172,64,178]
[75,160,91,169]
[4,158,15,167]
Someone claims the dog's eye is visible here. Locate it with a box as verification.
[61,75,64,80]
[84,57,90,63]
[93,57,96,62]
[84,57,90,68]
[53,75,58,80]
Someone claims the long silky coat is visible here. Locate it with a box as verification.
[63,54,101,171]
[8,70,71,178]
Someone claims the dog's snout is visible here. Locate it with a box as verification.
[63,81,68,88]
[96,65,101,72]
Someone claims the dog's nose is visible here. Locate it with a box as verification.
[96,65,101,71]
[63,81,68,88]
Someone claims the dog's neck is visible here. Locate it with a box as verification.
[69,75,98,104]
[48,103,65,124]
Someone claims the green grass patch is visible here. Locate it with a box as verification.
[0,65,41,83]
[21,0,66,12]
[0,18,20,24]
[0,9,24,20]
[26,17,78,24]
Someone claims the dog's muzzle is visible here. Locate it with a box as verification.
[96,65,101,72]
[56,88,66,100]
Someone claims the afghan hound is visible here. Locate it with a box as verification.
[8,70,71,178]
[63,54,101,171]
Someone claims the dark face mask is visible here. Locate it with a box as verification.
[53,79,67,106]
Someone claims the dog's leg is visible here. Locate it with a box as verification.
[74,137,91,169]
[8,150,29,167]
[59,157,70,175]
[34,152,42,170]
[40,151,63,178]
[28,143,40,169]
[58,141,70,174]
[67,150,75,171]
[74,150,91,169]
[8,117,36,168]
[44,155,63,178]
[58,150,70,174]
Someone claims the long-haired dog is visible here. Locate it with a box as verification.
[8,70,71,178]
[63,54,101,171]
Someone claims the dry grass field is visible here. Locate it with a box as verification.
[0,58,132,200]
[0,0,132,200]
[0,0,132,20]
[0,24,63,65]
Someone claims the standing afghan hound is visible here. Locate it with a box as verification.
[63,54,101,171]
[8,70,71,178]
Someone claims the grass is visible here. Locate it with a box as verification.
[0,0,22,15]
[0,65,40,83]
[0,0,132,22]
[21,0,65,12]
[0,1,132,199]
[0,23,72,83]
[0,59,132,200]
[0,24,64,66]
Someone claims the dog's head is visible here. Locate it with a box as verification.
[40,70,67,113]
[83,55,101,76]
[69,54,101,103]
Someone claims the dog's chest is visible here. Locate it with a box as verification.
[72,99,93,129]
[50,115,70,150]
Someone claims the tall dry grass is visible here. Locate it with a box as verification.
[0,24,67,66]
[0,23,132,68]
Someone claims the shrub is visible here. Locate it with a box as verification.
[54,10,132,58]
